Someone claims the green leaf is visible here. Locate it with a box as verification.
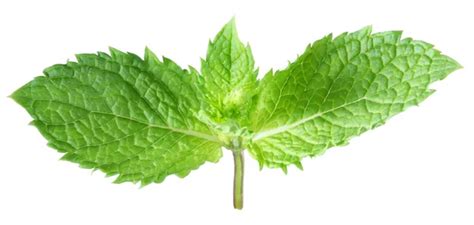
[248,26,461,169]
[12,47,222,186]
[201,18,258,124]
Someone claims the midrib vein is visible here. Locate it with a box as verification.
[28,98,220,143]
[252,98,366,141]
[91,111,221,143]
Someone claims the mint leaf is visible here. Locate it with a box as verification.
[12,48,222,186]
[249,27,461,170]
[201,18,257,124]
[12,20,461,209]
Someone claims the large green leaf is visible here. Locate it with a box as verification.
[248,27,461,170]
[12,48,222,186]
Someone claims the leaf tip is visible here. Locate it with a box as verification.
[144,46,152,56]
[358,25,373,37]
[281,165,288,174]
[175,170,191,178]
[228,16,236,26]
[108,46,124,58]
[294,161,304,171]
[222,16,238,35]
[139,177,154,188]
[258,160,264,170]
[448,56,463,70]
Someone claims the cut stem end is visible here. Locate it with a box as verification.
[233,150,244,210]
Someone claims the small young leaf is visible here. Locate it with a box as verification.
[201,18,258,124]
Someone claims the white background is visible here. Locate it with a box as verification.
[0,0,473,224]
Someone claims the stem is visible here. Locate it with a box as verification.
[233,150,244,209]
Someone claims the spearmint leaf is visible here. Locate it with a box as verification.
[249,27,461,169]
[201,18,258,124]
[12,19,461,209]
[12,47,222,186]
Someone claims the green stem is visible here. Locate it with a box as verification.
[233,150,244,209]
